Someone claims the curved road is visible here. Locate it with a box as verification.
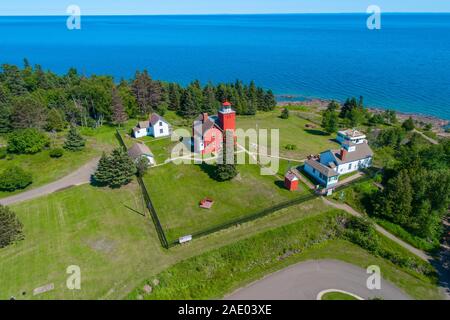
[0,158,99,206]
[226,260,410,300]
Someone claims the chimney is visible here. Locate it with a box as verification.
[340,148,347,161]
[202,113,209,122]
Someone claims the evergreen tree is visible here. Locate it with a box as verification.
[202,83,219,114]
[168,83,181,111]
[322,109,339,134]
[92,152,112,186]
[281,107,290,119]
[93,149,136,188]
[64,126,86,151]
[0,103,11,134]
[215,140,238,181]
[247,81,259,115]
[131,70,156,115]
[111,87,128,126]
[263,90,277,111]
[1,64,27,96]
[0,205,24,248]
[402,117,415,131]
[10,95,48,130]
[118,80,138,117]
[179,87,200,118]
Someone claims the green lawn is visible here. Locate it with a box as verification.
[0,181,332,300]
[129,211,441,300]
[236,111,338,160]
[321,292,359,300]
[0,124,126,199]
[143,162,310,242]
[0,182,441,300]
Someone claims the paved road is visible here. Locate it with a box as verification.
[322,197,431,261]
[226,260,410,300]
[0,157,99,206]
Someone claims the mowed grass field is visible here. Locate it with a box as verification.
[143,162,310,242]
[0,127,122,199]
[236,111,338,160]
[0,180,334,300]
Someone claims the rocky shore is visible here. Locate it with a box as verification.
[277,98,449,134]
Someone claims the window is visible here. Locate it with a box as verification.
[348,163,352,170]
[312,168,316,174]
[159,121,163,126]
[160,128,163,134]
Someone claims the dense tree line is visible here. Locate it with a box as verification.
[320,97,400,133]
[0,61,276,135]
[371,135,450,242]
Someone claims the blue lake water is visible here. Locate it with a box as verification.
[0,14,449,120]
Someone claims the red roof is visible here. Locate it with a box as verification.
[223,101,232,107]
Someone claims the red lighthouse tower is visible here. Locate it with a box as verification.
[218,101,236,133]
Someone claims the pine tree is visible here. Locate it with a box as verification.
[281,107,289,119]
[322,109,339,134]
[263,90,276,111]
[0,103,11,134]
[64,126,86,151]
[92,152,113,186]
[93,149,136,188]
[179,88,200,118]
[0,205,24,248]
[168,83,181,111]
[112,87,128,127]
[215,140,238,182]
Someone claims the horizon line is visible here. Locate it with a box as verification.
[1,11,450,17]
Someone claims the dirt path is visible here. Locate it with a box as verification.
[0,157,100,206]
[321,197,431,261]
[413,129,439,145]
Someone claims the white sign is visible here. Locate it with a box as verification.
[179,235,193,244]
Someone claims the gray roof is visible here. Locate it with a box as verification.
[338,129,366,138]
[305,159,339,178]
[150,113,169,126]
[128,143,153,159]
[138,121,150,129]
[324,143,374,165]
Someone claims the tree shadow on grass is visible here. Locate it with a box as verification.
[274,180,286,190]
[124,204,146,217]
[304,129,329,136]
[198,163,217,180]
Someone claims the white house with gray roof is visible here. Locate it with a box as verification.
[304,131,373,188]
[132,113,171,138]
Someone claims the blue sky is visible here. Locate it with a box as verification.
[1,0,450,15]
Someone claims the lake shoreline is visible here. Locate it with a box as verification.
[277,97,450,133]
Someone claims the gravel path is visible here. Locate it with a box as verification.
[322,197,431,261]
[0,157,100,206]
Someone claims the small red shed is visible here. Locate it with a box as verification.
[284,171,299,191]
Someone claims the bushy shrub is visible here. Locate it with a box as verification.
[285,144,297,151]
[0,166,33,191]
[0,147,7,159]
[49,148,64,158]
[7,128,49,154]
